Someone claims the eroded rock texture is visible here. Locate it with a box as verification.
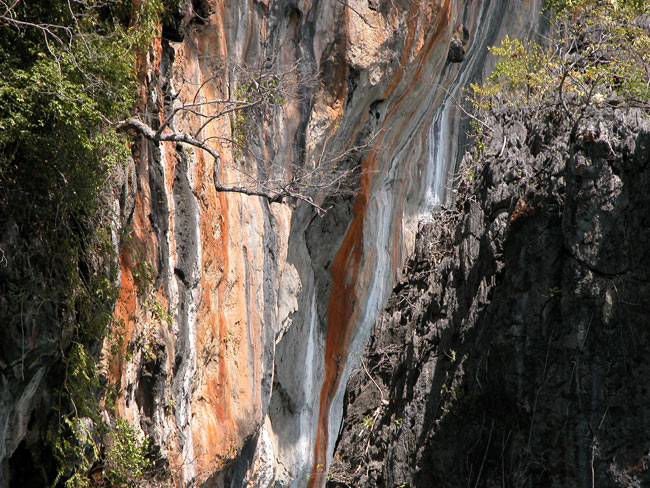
[1,0,547,486]
[330,101,650,487]
[108,2,547,486]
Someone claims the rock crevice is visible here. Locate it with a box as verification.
[330,99,650,487]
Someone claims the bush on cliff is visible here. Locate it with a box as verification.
[469,0,650,117]
[0,1,161,486]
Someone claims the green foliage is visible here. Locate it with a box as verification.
[231,98,251,158]
[50,344,103,488]
[441,382,465,415]
[545,0,646,14]
[468,120,486,159]
[147,296,175,327]
[469,36,552,109]
[135,294,174,363]
[231,73,289,157]
[0,0,162,485]
[544,0,589,12]
[105,418,152,486]
[469,1,650,112]
[0,0,163,226]
[445,349,457,363]
[361,417,375,428]
[108,317,132,363]
[133,258,156,297]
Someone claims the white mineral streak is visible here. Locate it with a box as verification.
[284,293,321,486]
[298,294,320,480]
[101,2,549,487]
[176,162,201,486]
[326,184,394,466]
[424,1,547,210]
[312,1,549,485]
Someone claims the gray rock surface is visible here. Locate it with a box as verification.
[330,100,650,487]
[0,1,549,485]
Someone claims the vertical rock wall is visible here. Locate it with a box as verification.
[330,95,650,488]
[103,0,549,486]
[0,0,547,486]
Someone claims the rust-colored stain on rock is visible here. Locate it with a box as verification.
[308,1,453,485]
[109,247,136,388]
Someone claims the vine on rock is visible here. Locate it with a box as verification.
[0,0,162,485]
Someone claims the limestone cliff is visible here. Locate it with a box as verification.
[1,0,547,486]
[330,60,650,488]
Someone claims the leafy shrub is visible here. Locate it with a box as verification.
[105,418,152,486]
[469,0,650,113]
[0,0,161,485]
[469,36,553,109]
[545,0,646,14]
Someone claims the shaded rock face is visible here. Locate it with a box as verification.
[330,102,650,487]
[447,24,470,62]
[108,2,546,486]
[1,1,547,487]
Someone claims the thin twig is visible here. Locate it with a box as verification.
[361,359,387,405]
[473,419,495,488]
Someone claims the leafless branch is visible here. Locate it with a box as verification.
[1,1,367,215]
[115,57,370,214]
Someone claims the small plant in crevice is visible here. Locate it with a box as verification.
[165,396,176,413]
[136,327,159,365]
[312,463,333,482]
[544,286,562,298]
[108,317,131,362]
[104,418,152,487]
[445,348,457,363]
[231,71,291,159]
[146,294,175,328]
[132,258,156,298]
[133,293,174,364]
[222,330,241,353]
[360,416,376,431]
[440,382,465,415]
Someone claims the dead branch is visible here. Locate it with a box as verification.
[115,58,372,215]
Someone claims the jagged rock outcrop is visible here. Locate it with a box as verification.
[330,97,650,486]
[1,0,548,486]
[105,2,548,486]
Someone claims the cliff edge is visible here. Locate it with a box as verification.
[331,3,650,486]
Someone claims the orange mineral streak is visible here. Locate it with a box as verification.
[308,1,452,485]
[108,158,159,393]
[182,2,269,474]
[185,2,268,474]
[193,145,233,467]
[186,24,238,477]
[307,156,374,488]
[188,13,262,466]
[109,247,137,386]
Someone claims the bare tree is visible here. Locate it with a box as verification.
[117,59,369,214]
[2,0,370,214]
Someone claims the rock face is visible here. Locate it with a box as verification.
[108,2,548,486]
[329,99,650,486]
[0,1,548,486]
